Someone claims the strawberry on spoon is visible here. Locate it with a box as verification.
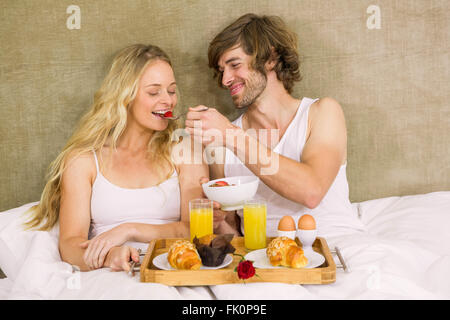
[163,111,173,118]
[163,106,209,120]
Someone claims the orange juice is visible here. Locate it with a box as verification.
[189,199,213,242]
[243,201,267,250]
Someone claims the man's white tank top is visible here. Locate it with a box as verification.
[224,97,366,237]
[89,151,180,251]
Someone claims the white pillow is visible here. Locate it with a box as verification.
[0,202,59,280]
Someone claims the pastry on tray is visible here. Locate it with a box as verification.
[266,236,308,268]
[167,240,202,270]
[193,234,236,267]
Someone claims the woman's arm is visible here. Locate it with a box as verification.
[205,145,225,180]
[59,152,140,271]
[58,152,96,271]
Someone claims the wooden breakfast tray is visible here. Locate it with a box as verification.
[140,236,336,286]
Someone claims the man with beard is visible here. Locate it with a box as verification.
[185,14,360,237]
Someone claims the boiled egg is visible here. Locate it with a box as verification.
[297,214,316,230]
[278,215,296,231]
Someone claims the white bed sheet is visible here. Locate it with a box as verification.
[0,191,449,300]
[0,278,13,300]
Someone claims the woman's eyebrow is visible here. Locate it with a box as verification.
[145,82,176,87]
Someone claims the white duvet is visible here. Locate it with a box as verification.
[1,191,449,300]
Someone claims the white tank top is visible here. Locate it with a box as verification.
[224,97,366,237]
[89,151,180,251]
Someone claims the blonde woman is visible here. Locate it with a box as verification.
[24,44,208,272]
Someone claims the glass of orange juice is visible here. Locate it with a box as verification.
[243,200,267,250]
[189,199,213,242]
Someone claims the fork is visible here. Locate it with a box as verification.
[127,248,142,277]
[164,106,209,120]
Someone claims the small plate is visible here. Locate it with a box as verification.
[152,252,233,270]
[244,248,325,269]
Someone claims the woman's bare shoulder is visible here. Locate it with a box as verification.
[62,149,97,185]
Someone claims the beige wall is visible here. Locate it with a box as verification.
[1,0,449,211]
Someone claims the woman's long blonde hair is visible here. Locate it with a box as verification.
[24,44,178,231]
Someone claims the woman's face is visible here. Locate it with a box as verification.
[129,59,177,132]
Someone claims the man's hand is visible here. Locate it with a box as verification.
[185,105,236,146]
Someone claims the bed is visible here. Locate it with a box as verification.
[1,0,449,301]
[1,191,449,300]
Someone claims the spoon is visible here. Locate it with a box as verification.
[164,106,209,120]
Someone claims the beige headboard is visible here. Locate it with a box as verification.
[1,0,449,211]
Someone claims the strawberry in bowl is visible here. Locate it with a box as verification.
[202,176,259,211]
[210,181,233,187]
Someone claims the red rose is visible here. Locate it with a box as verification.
[236,260,256,280]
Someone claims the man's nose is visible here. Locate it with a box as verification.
[222,68,234,88]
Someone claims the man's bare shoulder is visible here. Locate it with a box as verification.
[305,97,347,161]
[308,97,345,126]
[310,97,343,115]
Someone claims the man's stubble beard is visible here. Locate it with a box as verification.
[232,70,267,109]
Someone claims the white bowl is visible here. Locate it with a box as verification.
[202,176,259,211]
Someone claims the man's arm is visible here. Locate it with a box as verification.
[227,98,347,208]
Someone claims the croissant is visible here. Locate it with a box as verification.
[266,236,308,268]
[167,240,202,270]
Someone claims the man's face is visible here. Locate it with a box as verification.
[217,46,267,108]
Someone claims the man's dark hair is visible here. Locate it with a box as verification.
[208,13,302,93]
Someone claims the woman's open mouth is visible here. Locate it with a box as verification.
[152,110,172,119]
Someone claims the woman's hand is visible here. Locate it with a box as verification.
[104,246,140,272]
[214,209,241,236]
[80,224,132,270]
[213,203,233,233]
